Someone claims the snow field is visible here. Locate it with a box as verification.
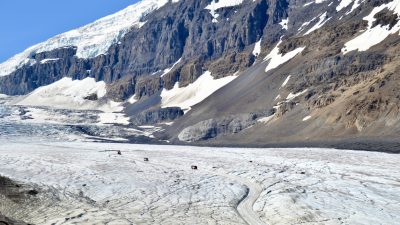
[13,77,132,125]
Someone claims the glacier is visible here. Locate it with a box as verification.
[0,140,399,224]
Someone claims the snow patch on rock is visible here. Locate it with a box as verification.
[298,20,313,32]
[128,95,138,104]
[264,40,305,73]
[252,39,262,56]
[40,58,60,64]
[303,2,314,7]
[205,0,244,23]
[161,58,182,77]
[346,0,364,15]
[258,114,275,124]
[279,18,289,30]
[337,0,365,15]
[336,0,353,12]
[342,0,400,53]
[286,89,308,101]
[281,75,291,88]
[304,12,330,35]
[161,71,237,112]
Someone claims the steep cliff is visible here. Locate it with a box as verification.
[0,0,284,98]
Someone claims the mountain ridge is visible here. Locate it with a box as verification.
[1,0,400,151]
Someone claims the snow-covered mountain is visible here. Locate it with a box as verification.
[0,0,180,76]
[1,0,400,151]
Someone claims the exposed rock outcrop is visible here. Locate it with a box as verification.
[178,113,262,142]
[131,107,184,125]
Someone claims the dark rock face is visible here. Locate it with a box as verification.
[106,76,136,101]
[208,52,255,78]
[162,67,181,90]
[83,93,98,101]
[131,107,184,125]
[32,47,77,61]
[176,58,204,88]
[373,9,399,29]
[135,76,162,99]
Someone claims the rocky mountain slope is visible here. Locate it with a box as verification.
[1,0,400,151]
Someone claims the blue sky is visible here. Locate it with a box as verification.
[0,0,139,63]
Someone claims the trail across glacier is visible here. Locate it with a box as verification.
[215,172,266,225]
[136,155,266,225]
